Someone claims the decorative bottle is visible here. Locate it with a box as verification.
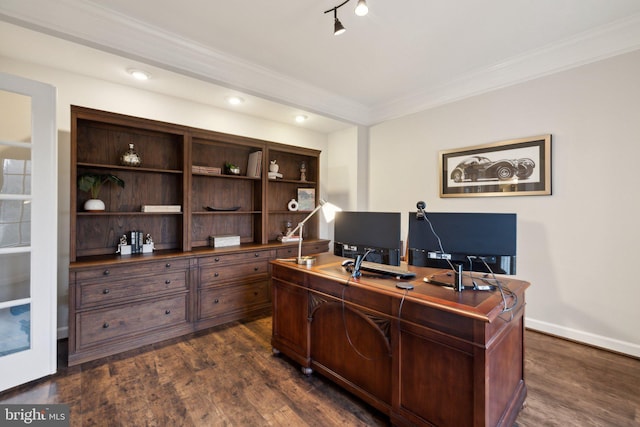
[121,143,142,167]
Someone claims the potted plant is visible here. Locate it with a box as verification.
[78,172,125,211]
[224,162,240,175]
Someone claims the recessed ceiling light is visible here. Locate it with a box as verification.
[127,68,151,81]
[295,115,308,123]
[225,96,245,105]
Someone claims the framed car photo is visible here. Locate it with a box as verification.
[440,135,551,197]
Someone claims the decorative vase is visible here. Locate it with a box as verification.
[269,160,279,173]
[121,143,142,167]
[300,161,307,182]
[84,199,105,212]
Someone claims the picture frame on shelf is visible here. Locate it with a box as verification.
[297,188,316,211]
[440,134,551,198]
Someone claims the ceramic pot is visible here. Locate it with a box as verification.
[84,199,105,212]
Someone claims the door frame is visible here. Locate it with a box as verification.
[0,72,58,391]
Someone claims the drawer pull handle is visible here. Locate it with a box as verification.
[165,263,171,268]
[215,257,220,262]
[165,310,171,315]
[214,272,219,277]
[254,267,259,271]
[103,322,109,328]
[254,253,260,257]
[165,280,171,284]
[214,299,219,304]
[102,289,110,294]
[103,270,110,276]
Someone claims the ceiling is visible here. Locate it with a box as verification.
[2,0,640,133]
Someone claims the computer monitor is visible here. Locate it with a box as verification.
[408,212,517,275]
[333,211,402,266]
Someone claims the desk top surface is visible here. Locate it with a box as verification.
[271,253,530,323]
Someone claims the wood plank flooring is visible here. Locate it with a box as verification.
[1,315,638,426]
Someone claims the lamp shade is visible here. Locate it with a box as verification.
[334,18,346,35]
[320,200,341,223]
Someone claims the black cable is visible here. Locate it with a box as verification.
[340,270,377,361]
[479,257,517,316]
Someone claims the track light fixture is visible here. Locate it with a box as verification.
[324,0,368,35]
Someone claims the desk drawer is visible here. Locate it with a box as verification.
[199,260,269,287]
[78,271,188,309]
[76,294,188,349]
[198,280,270,320]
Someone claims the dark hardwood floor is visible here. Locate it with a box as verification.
[1,315,638,426]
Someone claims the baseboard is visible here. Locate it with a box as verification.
[57,326,68,341]
[525,317,640,358]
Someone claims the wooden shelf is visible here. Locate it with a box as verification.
[77,162,183,174]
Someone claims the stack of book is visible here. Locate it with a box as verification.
[192,165,222,175]
[278,234,300,242]
[246,151,263,178]
[141,205,181,213]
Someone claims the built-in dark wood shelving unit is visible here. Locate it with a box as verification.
[68,106,328,365]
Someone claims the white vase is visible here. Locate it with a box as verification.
[84,199,105,211]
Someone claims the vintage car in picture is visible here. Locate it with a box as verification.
[450,155,535,182]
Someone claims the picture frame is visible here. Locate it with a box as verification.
[297,188,316,211]
[440,134,552,198]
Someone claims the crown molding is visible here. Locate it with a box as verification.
[369,13,640,124]
[0,0,370,125]
[2,0,639,128]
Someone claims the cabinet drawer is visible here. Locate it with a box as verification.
[276,247,298,258]
[75,259,189,282]
[77,294,188,349]
[198,281,270,320]
[198,250,273,267]
[303,242,329,256]
[276,243,328,258]
[78,271,188,309]
[200,260,269,286]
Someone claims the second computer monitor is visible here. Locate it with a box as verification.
[408,212,517,275]
[333,211,402,266]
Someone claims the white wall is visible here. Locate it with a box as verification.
[0,57,331,338]
[368,50,640,356]
[4,47,638,357]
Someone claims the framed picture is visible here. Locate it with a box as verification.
[440,134,551,198]
[297,188,316,211]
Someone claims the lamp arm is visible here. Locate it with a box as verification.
[286,204,323,238]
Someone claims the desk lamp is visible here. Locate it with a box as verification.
[285,199,341,264]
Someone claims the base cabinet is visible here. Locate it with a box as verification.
[69,241,328,365]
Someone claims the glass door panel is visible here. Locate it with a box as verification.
[0,253,30,357]
[0,89,32,359]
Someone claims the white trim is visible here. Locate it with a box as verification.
[1,1,639,125]
[526,317,640,358]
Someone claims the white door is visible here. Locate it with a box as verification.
[0,72,57,391]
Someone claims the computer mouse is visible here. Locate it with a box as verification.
[341,259,354,267]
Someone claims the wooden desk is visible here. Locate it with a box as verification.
[270,254,529,427]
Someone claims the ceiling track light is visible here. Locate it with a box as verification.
[323,0,368,35]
